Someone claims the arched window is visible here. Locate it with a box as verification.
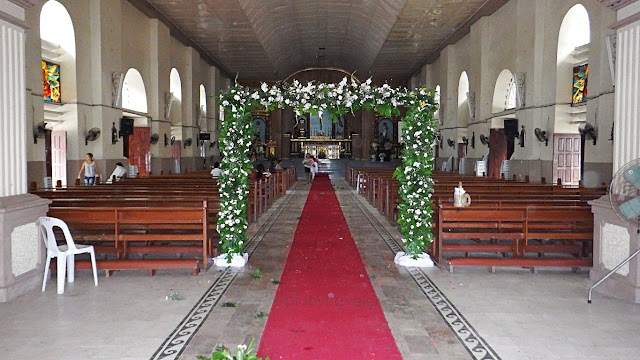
[40,0,76,103]
[557,4,590,106]
[122,68,148,113]
[434,85,441,121]
[39,1,77,187]
[457,72,470,126]
[492,69,516,113]
[169,68,182,126]
[199,84,207,129]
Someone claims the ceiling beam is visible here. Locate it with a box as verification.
[126,0,233,79]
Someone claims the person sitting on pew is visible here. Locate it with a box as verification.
[210,162,222,177]
[255,163,270,179]
[275,159,284,171]
[106,162,127,183]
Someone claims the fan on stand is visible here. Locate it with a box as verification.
[534,128,549,146]
[588,158,640,303]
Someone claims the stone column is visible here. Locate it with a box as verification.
[590,2,640,303]
[612,8,640,173]
[0,0,51,302]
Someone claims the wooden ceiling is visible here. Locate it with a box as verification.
[130,0,511,82]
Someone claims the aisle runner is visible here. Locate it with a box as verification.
[257,174,402,359]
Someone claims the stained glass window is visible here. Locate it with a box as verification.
[42,60,61,103]
[572,64,588,106]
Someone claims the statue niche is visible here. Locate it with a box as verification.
[250,111,271,160]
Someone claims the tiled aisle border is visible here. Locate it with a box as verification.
[339,179,502,360]
[150,186,299,360]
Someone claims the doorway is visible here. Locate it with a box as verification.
[553,134,581,185]
[128,127,151,177]
[488,129,506,178]
[50,130,66,186]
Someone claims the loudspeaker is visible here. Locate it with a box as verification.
[119,117,134,137]
[504,119,518,138]
[198,133,211,141]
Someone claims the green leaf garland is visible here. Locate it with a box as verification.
[218,77,437,262]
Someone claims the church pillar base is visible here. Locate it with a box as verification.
[589,196,640,303]
[0,194,51,302]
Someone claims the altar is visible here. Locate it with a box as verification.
[290,137,351,159]
[288,112,352,159]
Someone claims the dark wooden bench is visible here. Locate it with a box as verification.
[47,202,211,272]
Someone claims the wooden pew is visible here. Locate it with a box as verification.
[47,202,210,274]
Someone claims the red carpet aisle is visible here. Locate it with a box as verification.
[257,174,402,359]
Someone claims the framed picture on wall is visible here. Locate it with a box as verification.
[42,60,61,103]
[572,64,588,106]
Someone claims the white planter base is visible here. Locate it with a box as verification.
[394,252,435,267]
[213,253,248,267]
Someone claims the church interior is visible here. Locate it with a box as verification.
[1,0,640,359]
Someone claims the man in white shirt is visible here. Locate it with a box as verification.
[210,162,223,177]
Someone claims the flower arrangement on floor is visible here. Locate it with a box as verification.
[217,76,437,263]
[197,338,268,360]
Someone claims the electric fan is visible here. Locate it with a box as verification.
[84,128,101,145]
[588,158,640,303]
[534,128,548,146]
[479,134,489,146]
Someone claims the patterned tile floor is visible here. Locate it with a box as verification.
[1,174,640,359]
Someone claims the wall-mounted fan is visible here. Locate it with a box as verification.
[447,139,455,148]
[579,122,597,145]
[85,128,101,145]
[479,134,489,146]
[150,133,159,145]
[534,128,549,146]
[33,121,47,144]
[589,158,640,303]
[183,137,193,148]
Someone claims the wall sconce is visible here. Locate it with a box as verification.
[111,122,118,144]
[434,131,442,146]
[183,138,193,148]
[471,132,475,148]
[164,133,169,146]
[609,124,614,141]
[519,125,526,147]
[33,122,46,144]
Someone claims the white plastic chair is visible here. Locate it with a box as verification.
[37,216,98,294]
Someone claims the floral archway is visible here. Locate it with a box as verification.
[217,77,438,263]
